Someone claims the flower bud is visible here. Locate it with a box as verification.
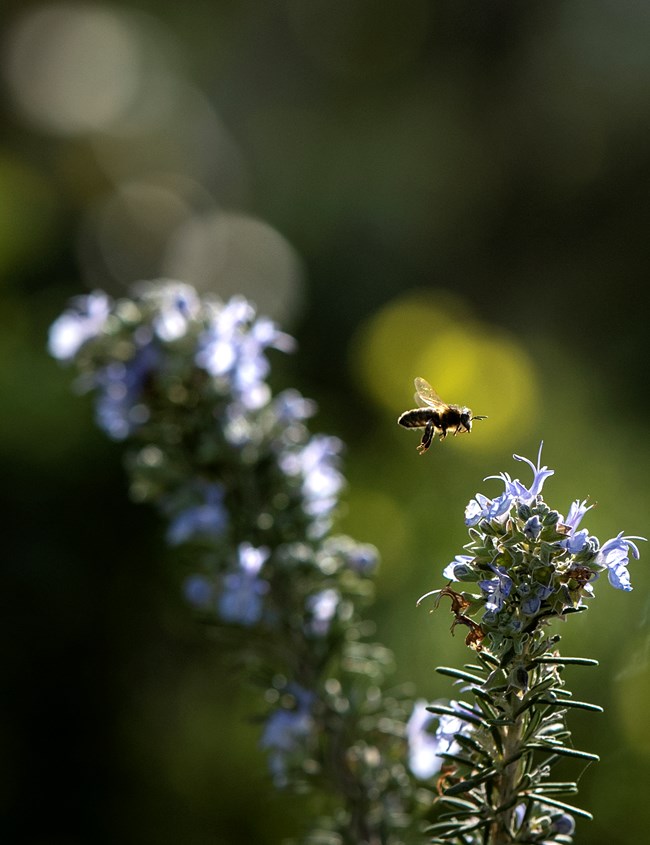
[523,515,542,540]
[551,813,575,835]
[481,610,498,627]
[452,564,476,581]
[517,503,532,521]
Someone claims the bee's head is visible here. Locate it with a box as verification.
[459,409,472,433]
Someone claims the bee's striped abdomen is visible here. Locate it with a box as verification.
[397,408,439,429]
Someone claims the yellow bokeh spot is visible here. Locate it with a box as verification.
[351,290,539,447]
[351,290,469,408]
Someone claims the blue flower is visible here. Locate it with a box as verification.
[485,492,514,521]
[564,528,591,554]
[345,543,379,575]
[280,435,344,532]
[196,296,295,410]
[406,701,442,779]
[465,491,512,526]
[48,291,111,360]
[94,339,160,440]
[183,574,214,609]
[465,493,490,526]
[597,532,645,591]
[513,803,526,830]
[306,588,339,636]
[218,543,270,626]
[166,482,229,545]
[300,439,344,518]
[560,498,594,553]
[563,498,592,531]
[148,281,201,342]
[406,700,474,780]
[478,564,513,613]
[435,703,474,747]
[442,554,474,581]
[273,389,316,423]
[489,442,554,506]
[196,297,251,375]
[520,582,553,615]
[260,684,315,787]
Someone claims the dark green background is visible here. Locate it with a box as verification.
[2,1,649,843]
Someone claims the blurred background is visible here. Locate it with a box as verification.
[2,0,650,842]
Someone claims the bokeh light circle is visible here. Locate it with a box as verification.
[77,179,199,289]
[163,211,304,323]
[3,3,143,135]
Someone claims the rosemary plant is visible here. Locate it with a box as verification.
[49,280,423,845]
[50,281,641,843]
[410,447,644,844]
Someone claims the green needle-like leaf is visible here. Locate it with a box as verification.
[436,666,486,685]
[526,792,594,820]
[534,655,599,667]
[526,743,600,762]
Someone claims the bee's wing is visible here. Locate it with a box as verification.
[414,377,446,409]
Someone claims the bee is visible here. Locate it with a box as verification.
[398,377,487,455]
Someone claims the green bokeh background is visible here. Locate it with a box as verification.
[2,1,649,843]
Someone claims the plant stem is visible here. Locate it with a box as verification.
[486,705,522,844]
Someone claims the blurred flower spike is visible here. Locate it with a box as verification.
[50,282,295,436]
[50,279,421,843]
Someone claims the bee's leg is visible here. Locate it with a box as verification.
[417,420,435,454]
[439,423,448,440]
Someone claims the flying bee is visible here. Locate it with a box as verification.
[398,377,487,455]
